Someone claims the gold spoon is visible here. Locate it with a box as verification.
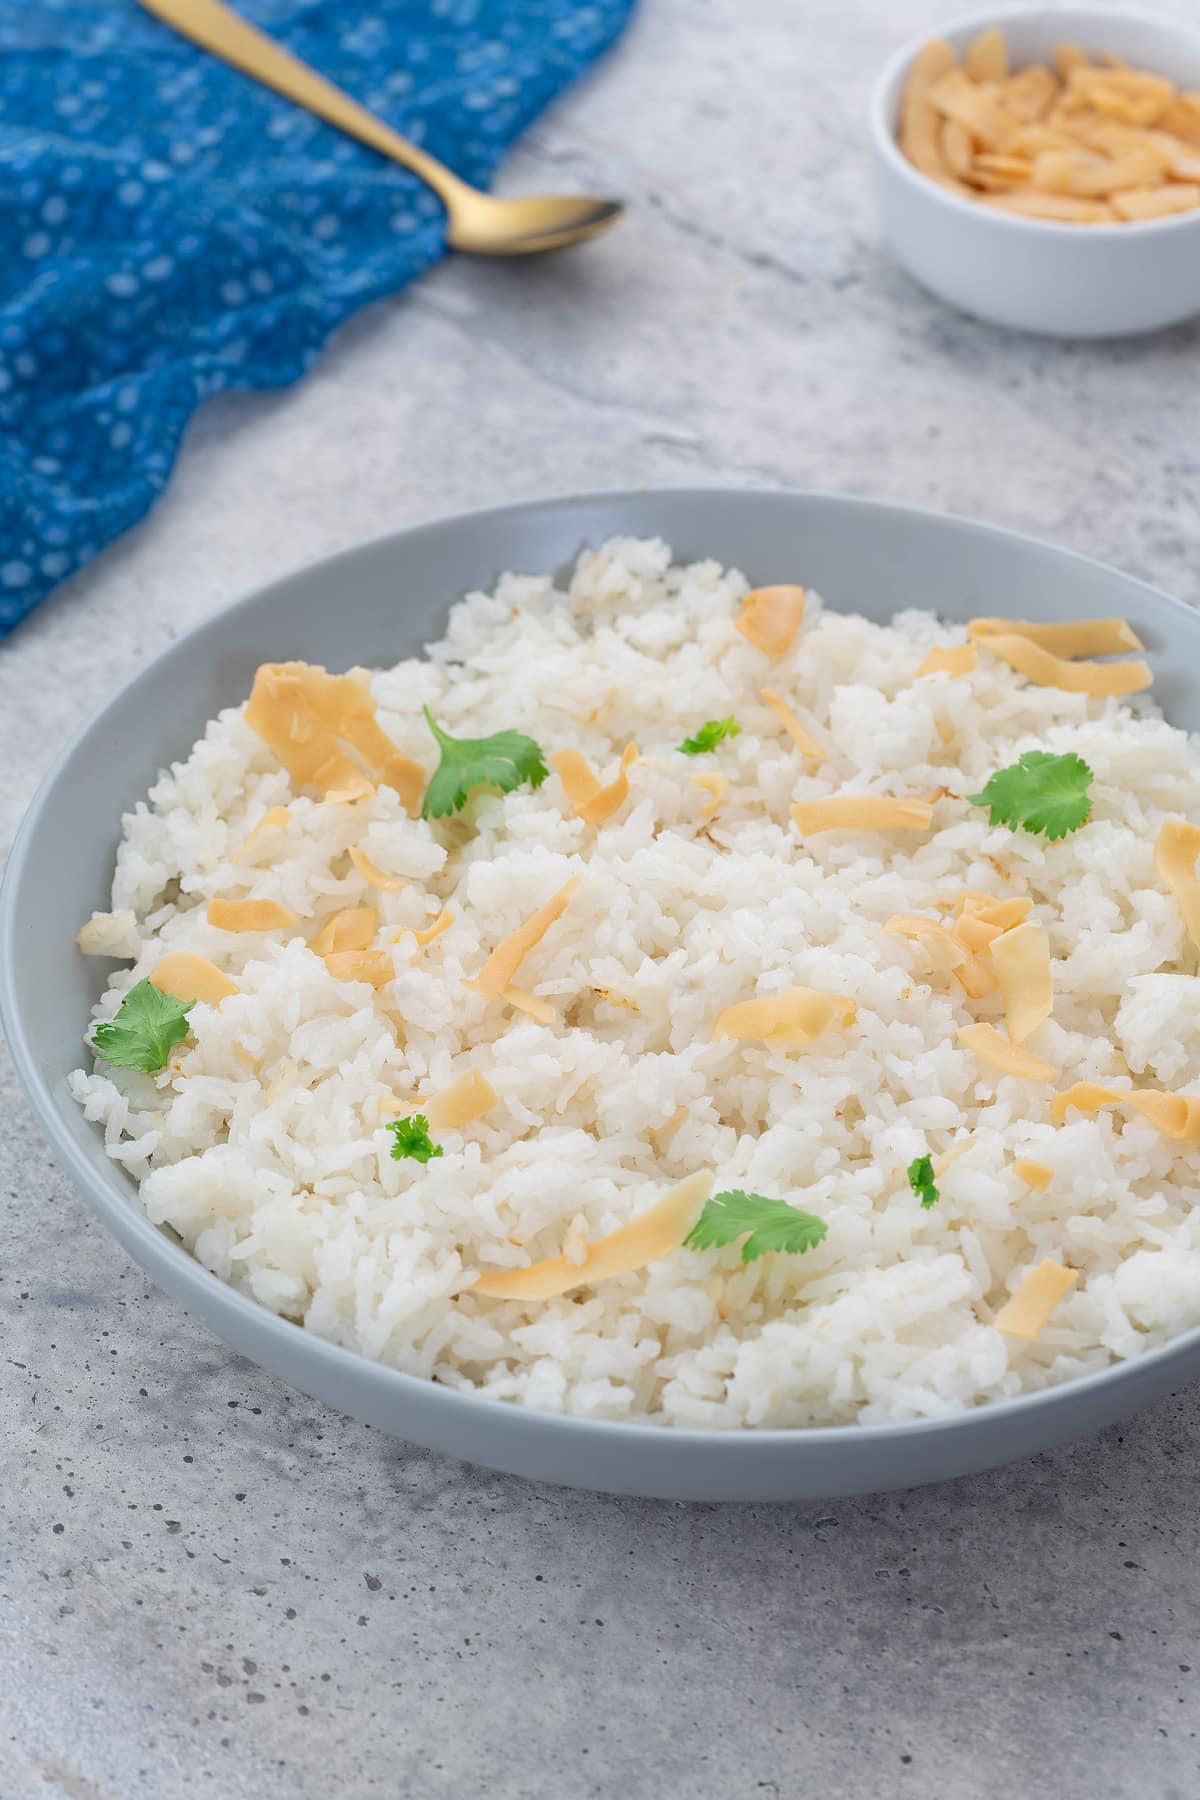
[137,0,624,255]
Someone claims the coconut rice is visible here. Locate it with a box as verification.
[69,537,1200,1427]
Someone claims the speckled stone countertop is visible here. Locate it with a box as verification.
[4,3,1200,1795]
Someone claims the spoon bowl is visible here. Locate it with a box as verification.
[445,191,625,256]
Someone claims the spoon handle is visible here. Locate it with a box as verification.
[137,0,469,210]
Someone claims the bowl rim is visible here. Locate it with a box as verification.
[6,482,1200,1459]
[867,1,1200,241]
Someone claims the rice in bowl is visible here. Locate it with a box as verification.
[69,537,1200,1427]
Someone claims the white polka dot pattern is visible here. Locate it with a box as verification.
[0,0,634,633]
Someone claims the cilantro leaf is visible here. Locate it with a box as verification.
[678,716,742,756]
[90,978,194,1074]
[421,707,549,820]
[684,1189,827,1264]
[389,1114,444,1164]
[968,750,1093,841]
[907,1154,940,1210]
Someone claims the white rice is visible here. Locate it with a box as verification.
[69,537,1200,1427]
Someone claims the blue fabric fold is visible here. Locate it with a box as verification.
[0,0,634,634]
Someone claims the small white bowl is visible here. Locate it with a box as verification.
[868,5,1200,336]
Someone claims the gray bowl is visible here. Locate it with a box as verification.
[4,488,1199,1501]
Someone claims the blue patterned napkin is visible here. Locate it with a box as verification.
[0,0,634,635]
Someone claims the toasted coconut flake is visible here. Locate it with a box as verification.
[933,1139,974,1179]
[554,738,644,824]
[413,909,454,949]
[550,749,601,812]
[940,117,974,177]
[1155,818,1200,953]
[76,910,140,959]
[885,916,967,970]
[941,892,1033,930]
[885,916,994,997]
[1068,63,1174,105]
[958,1023,1056,1081]
[692,771,729,816]
[901,36,1196,223]
[466,875,582,998]
[976,632,1151,696]
[1050,1081,1200,1140]
[735,585,806,657]
[323,778,376,805]
[1002,65,1060,123]
[391,908,455,950]
[713,986,855,1046]
[964,25,1007,83]
[501,985,556,1024]
[348,846,408,891]
[1049,1080,1125,1125]
[968,615,1143,656]
[914,642,977,679]
[975,151,1034,185]
[232,806,291,863]
[1119,181,1200,218]
[981,190,1115,221]
[207,898,297,933]
[791,796,934,835]
[1054,42,1090,79]
[1163,93,1200,146]
[900,38,959,182]
[1078,118,1173,164]
[425,1069,498,1131]
[929,68,1017,148]
[337,712,424,814]
[1007,123,1073,155]
[994,1261,1078,1339]
[1013,1156,1054,1192]
[962,894,1033,929]
[323,949,394,988]
[951,912,1004,954]
[1157,138,1200,182]
[1081,90,1162,130]
[245,661,423,813]
[245,665,366,793]
[152,952,237,1007]
[312,907,378,956]
[471,1171,713,1301]
[577,743,638,825]
[314,754,376,804]
[990,920,1053,1043]
[1032,145,1164,196]
[760,688,823,758]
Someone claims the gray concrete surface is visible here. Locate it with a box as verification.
[4,2,1200,1794]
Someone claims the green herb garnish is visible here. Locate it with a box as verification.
[678,716,742,756]
[684,1189,827,1264]
[90,978,194,1074]
[907,1154,940,1210]
[421,707,549,820]
[389,1114,444,1164]
[968,750,1093,841]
